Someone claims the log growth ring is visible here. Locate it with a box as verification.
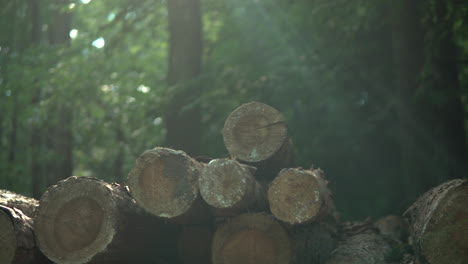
[223,102,287,163]
[35,177,115,264]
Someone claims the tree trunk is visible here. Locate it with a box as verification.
[223,101,295,179]
[166,0,203,155]
[46,0,73,186]
[268,168,338,225]
[0,206,51,264]
[199,159,267,219]
[425,0,468,180]
[34,176,178,264]
[127,147,202,219]
[389,0,430,205]
[0,189,39,218]
[403,179,468,264]
[30,0,44,199]
[212,213,292,264]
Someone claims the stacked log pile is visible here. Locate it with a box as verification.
[0,101,467,264]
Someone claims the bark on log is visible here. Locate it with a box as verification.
[0,189,39,218]
[0,205,50,264]
[127,147,202,219]
[325,232,393,264]
[199,159,267,219]
[223,102,294,179]
[268,168,338,225]
[403,179,468,264]
[212,213,291,264]
[34,176,178,264]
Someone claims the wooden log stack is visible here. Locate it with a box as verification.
[0,101,466,264]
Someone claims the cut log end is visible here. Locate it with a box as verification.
[0,210,16,264]
[128,147,200,218]
[419,183,468,264]
[199,159,254,209]
[268,168,323,225]
[35,177,116,264]
[212,213,291,264]
[223,102,287,163]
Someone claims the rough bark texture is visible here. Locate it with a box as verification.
[403,179,468,264]
[326,221,396,264]
[199,159,267,219]
[212,213,292,264]
[0,205,50,264]
[223,102,294,179]
[0,190,39,218]
[35,176,178,264]
[127,147,202,219]
[268,168,338,225]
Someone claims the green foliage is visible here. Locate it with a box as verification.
[0,0,466,219]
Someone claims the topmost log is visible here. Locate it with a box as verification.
[223,102,294,178]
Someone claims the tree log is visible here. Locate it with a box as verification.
[127,147,202,219]
[268,168,338,225]
[199,159,267,218]
[0,189,39,218]
[403,179,468,264]
[0,205,50,264]
[34,176,178,264]
[223,102,294,179]
[212,213,291,264]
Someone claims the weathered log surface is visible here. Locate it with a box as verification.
[199,159,267,219]
[34,176,178,264]
[127,147,202,219]
[403,179,468,264]
[212,213,291,264]
[325,220,396,264]
[0,205,50,264]
[0,190,39,218]
[223,102,294,179]
[268,168,338,225]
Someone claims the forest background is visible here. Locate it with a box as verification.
[0,0,466,220]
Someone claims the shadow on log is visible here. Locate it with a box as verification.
[34,176,178,264]
[0,205,50,264]
[404,179,468,264]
